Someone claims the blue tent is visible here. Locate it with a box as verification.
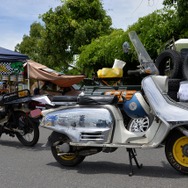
[0,47,28,62]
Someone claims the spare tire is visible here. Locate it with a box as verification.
[155,49,182,78]
[167,79,182,101]
[182,54,188,80]
[168,78,181,91]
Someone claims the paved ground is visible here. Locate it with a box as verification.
[0,127,187,188]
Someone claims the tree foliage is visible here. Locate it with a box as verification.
[163,0,188,32]
[16,0,188,78]
[16,0,112,71]
[128,8,179,58]
[77,30,130,77]
[15,22,44,62]
[77,8,180,77]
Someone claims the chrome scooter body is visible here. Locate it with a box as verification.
[40,75,188,175]
[40,75,188,148]
[40,30,188,175]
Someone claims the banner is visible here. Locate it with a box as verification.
[0,62,24,75]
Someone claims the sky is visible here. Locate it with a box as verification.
[0,0,164,51]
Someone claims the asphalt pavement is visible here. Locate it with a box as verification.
[0,127,187,188]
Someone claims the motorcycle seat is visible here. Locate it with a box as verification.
[51,95,78,102]
[78,95,119,105]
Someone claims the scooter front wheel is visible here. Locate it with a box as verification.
[165,130,188,174]
[50,132,85,166]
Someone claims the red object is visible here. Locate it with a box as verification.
[30,108,41,118]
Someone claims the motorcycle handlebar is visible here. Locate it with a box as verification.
[127,69,141,75]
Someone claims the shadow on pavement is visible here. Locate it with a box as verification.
[46,160,187,178]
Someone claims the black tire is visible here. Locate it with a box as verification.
[167,79,182,101]
[155,49,182,78]
[182,55,188,80]
[50,132,85,166]
[167,91,179,101]
[168,79,181,91]
[16,111,40,146]
[165,129,188,174]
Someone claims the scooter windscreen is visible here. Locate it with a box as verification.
[128,31,159,75]
[123,92,150,118]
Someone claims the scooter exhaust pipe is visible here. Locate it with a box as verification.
[58,143,70,153]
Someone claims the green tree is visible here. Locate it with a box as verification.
[40,0,112,70]
[163,0,188,34]
[15,22,44,62]
[76,29,137,77]
[128,8,179,58]
[77,8,179,77]
[16,0,112,72]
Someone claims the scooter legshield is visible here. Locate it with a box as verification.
[40,106,114,144]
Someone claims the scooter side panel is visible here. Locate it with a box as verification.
[40,106,114,144]
[142,75,188,124]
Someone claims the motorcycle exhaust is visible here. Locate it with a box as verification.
[2,126,24,134]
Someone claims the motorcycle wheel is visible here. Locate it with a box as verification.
[127,116,152,132]
[16,111,39,146]
[165,130,188,174]
[50,132,85,166]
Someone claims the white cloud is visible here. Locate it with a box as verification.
[0,0,164,50]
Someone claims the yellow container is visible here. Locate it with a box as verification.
[97,68,123,78]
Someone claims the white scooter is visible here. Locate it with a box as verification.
[39,32,188,176]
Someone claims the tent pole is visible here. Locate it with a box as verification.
[27,61,30,90]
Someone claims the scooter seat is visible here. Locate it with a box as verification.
[51,95,78,102]
[78,95,119,105]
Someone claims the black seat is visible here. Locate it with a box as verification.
[51,95,78,102]
[78,95,119,105]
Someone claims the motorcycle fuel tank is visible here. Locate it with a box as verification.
[40,106,114,144]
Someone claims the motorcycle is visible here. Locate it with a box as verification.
[0,89,46,146]
[39,31,188,175]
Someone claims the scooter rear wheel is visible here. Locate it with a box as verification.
[50,132,85,166]
[165,130,188,174]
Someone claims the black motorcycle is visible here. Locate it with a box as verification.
[0,89,40,146]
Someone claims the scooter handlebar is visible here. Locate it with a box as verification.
[127,69,141,75]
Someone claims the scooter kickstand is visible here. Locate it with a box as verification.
[127,148,143,176]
